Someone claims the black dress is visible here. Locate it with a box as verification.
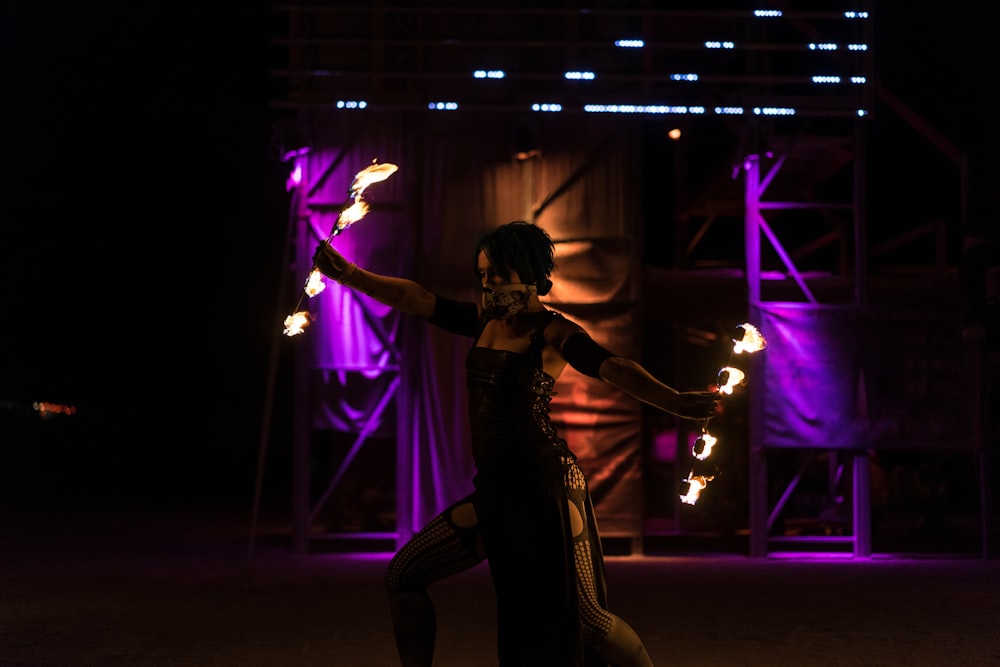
[465,310,609,667]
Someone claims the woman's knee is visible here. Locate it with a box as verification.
[449,501,477,528]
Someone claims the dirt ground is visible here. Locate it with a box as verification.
[3,499,999,667]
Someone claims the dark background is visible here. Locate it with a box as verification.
[0,3,993,520]
[1,3,292,514]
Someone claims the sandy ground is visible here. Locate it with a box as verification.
[2,502,999,667]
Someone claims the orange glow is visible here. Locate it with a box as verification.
[34,401,77,419]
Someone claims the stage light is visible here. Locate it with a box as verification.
[754,107,796,116]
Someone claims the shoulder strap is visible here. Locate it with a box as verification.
[527,310,560,353]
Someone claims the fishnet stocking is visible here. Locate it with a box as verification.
[565,457,653,666]
[384,502,482,596]
[562,458,615,644]
[384,500,484,667]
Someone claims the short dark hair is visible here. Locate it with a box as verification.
[474,221,556,295]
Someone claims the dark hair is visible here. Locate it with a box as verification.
[474,221,556,296]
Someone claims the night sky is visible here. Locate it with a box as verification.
[0,3,992,515]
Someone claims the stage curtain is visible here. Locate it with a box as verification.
[408,114,645,536]
[757,299,975,452]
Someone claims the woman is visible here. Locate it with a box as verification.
[313,221,718,666]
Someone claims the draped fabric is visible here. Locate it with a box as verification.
[756,297,976,452]
[296,117,413,438]
[297,112,645,541]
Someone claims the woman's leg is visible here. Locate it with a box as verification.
[564,461,653,667]
[384,496,485,667]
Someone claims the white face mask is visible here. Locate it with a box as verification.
[482,283,537,321]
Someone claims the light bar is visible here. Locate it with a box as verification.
[583,104,705,114]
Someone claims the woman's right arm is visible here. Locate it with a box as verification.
[312,241,436,319]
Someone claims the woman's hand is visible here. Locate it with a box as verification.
[673,389,722,421]
[312,241,357,283]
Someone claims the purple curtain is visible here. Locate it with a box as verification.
[757,300,975,452]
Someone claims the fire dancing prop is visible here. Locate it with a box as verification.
[282,160,399,336]
[679,322,767,505]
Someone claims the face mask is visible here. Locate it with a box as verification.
[482,283,537,321]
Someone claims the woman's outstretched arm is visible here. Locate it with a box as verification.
[548,318,719,421]
[312,240,436,319]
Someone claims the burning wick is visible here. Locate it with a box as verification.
[283,311,312,337]
[679,322,767,505]
[282,159,399,337]
[680,474,715,505]
[733,322,767,354]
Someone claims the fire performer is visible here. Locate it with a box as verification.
[313,221,719,666]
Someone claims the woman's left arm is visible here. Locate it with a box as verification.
[550,320,717,420]
[598,356,717,420]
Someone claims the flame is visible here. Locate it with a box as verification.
[692,431,717,460]
[281,160,400,336]
[283,311,313,337]
[328,160,398,241]
[336,199,370,231]
[717,366,746,395]
[679,474,715,505]
[677,320,767,504]
[304,269,327,297]
[350,160,399,198]
[733,322,767,354]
